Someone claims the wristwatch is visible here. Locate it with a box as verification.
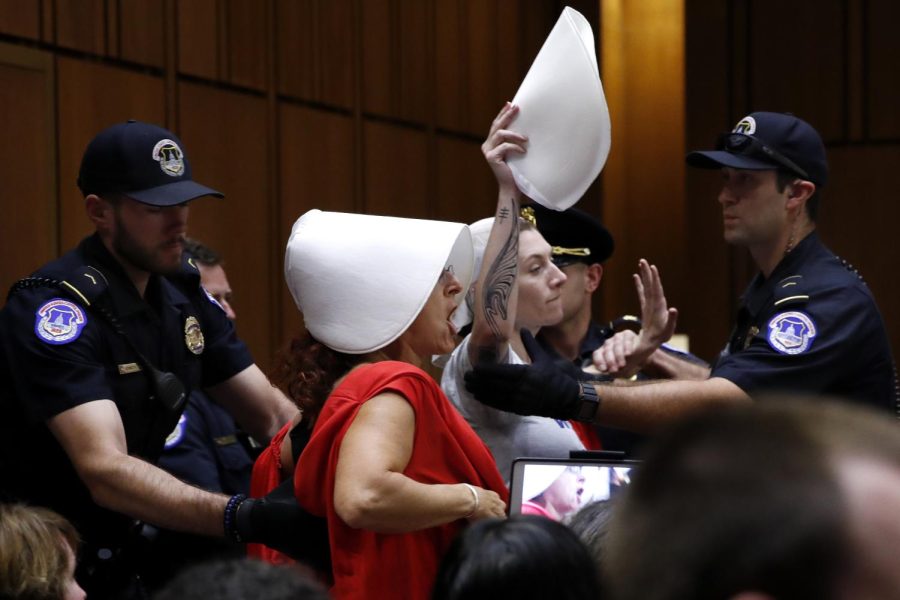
[575,381,601,422]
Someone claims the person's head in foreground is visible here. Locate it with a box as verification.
[152,558,328,600]
[432,515,602,600]
[0,503,85,600]
[604,397,900,600]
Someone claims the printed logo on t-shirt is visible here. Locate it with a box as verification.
[767,311,817,355]
[34,298,87,345]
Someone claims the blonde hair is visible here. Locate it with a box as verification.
[0,503,80,599]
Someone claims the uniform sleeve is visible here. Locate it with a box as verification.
[1,290,115,422]
[191,287,254,387]
[711,285,881,395]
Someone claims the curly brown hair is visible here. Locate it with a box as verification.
[269,334,365,418]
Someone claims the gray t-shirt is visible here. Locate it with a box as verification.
[441,335,585,483]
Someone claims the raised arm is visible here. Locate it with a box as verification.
[468,102,527,365]
[333,392,506,533]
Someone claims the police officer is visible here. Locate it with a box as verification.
[0,121,306,598]
[141,238,256,588]
[525,203,704,452]
[465,112,898,431]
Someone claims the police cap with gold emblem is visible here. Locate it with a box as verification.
[77,120,223,206]
[523,203,614,267]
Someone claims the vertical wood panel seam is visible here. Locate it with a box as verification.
[861,0,870,140]
[352,0,364,212]
[265,0,280,361]
[425,0,436,219]
[841,0,849,143]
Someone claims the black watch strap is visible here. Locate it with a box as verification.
[575,381,601,422]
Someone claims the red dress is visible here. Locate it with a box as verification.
[294,361,508,600]
[247,421,293,564]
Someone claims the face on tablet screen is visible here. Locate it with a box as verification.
[510,460,634,521]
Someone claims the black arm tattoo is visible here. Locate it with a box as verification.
[498,206,510,222]
[478,197,519,362]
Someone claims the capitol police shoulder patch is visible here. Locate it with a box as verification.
[34,298,87,345]
[766,311,817,355]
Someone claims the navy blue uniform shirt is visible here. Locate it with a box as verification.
[0,233,253,549]
[711,231,897,412]
[158,390,253,495]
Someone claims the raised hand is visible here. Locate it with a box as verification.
[592,259,677,377]
[482,102,528,190]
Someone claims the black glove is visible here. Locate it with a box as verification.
[233,477,330,571]
[519,329,606,383]
[464,329,600,420]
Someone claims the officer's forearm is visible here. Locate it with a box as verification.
[82,450,229,536]
[593,376,749,433]
[645,349,711,380]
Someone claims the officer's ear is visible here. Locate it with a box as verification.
[585,263,603,293]
[785,179,815,215]
[85,194,115,231]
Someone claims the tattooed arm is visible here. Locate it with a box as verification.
[468,102,527,366]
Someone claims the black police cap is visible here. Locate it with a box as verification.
[77,120,223,206]
[524,203,614,266]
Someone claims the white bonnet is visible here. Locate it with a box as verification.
[522,464,568,501]
[284,210,473,354]
[507,7,610,211]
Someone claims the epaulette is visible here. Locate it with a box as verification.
[59,266,110,307]
[7,265,109,307]
[773,275,809,308]
[837,255,867,286]
[168,252,203,287]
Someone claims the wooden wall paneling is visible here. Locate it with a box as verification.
[0,44,55,304]
[178,82,274,368]
[600,0,688,349]
[225,0,267,90]
[434,135,496,224]
[818,147,900,356]
[493,1,522,102]
[276,0,316,102]
[362,121,428,218]
[277,103,356,344]
[54,0,106,55]
[317,0,355,109]
[435,0,465,132]
[463,0,497,135]
[0,0,41,40]
[361,0,393,117]
[866,0,900,140]
[56,57,165,251]
[683,0,736,359]
[118,0,165,68]
[397,0,428,123]
[177,0,219,80]
[747,0,844,141]
[845,0,865,141]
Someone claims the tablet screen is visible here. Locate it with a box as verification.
[508,457,636,521]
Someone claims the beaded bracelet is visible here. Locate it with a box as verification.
[462,484,479,518]
[223,493,247,542]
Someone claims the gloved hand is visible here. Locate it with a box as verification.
[464,329,600,420]
[234,477,330,571]
[519,329,609,383]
